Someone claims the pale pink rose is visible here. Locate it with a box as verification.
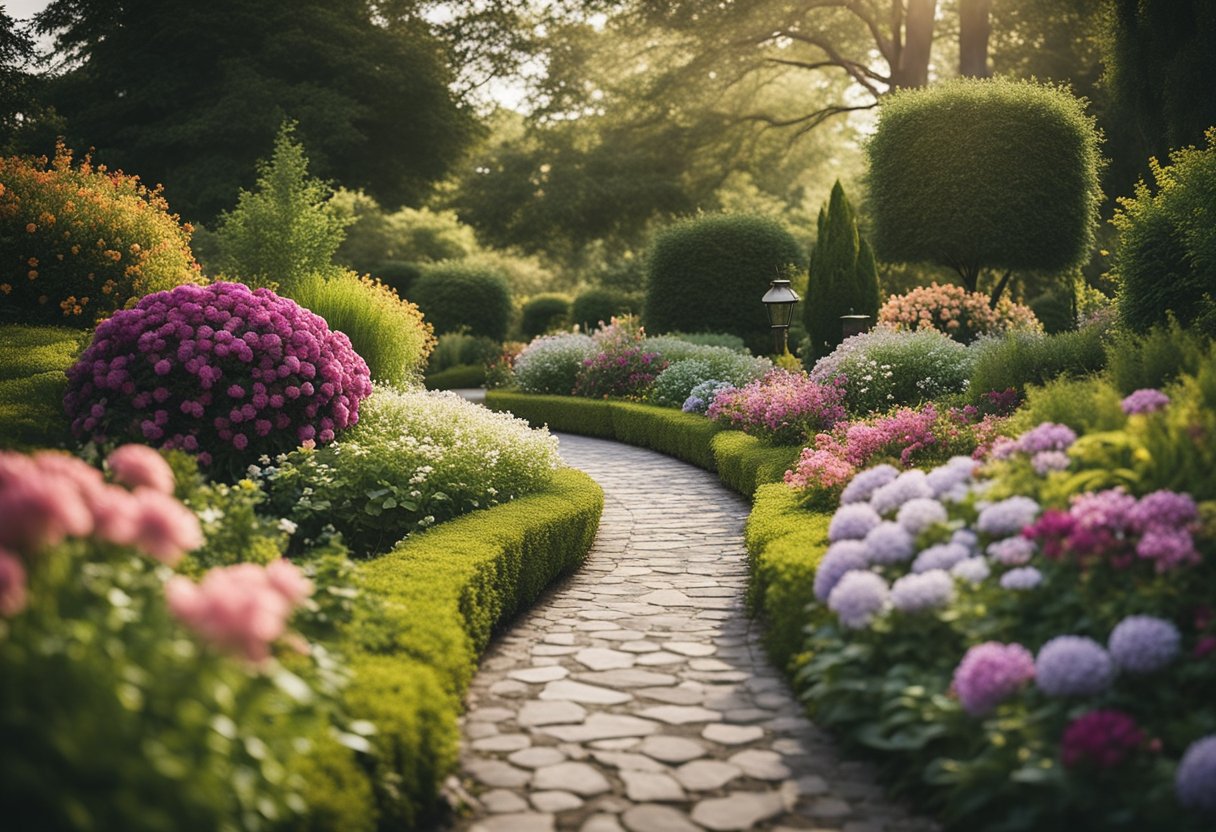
[0,548,27,616]
[107,444,176,494]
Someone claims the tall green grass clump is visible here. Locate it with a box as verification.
[1105,319,1214,394]
[966,326,1108,400]
[292,271,435,388]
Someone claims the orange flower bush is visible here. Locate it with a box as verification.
[878,282,1041,343]
[0,144,201,325]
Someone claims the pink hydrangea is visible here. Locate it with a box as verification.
[107,444,176,494]
[952,641,1036,716]
[165,559,313,664]
[878,282,1041,343]
[1061,710,1146,769]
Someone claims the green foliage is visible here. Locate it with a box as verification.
[345,467,602,827]
[214,124,349,293]
[710,432,802,499]
[867,78,1102,293]
[663,331,748,352]
[331,191,478,275]
[410,263,512,341]
[32,0,478,221]
[511,333,596,395]
[262,387,560,556]
[966,326,1109,401]
[650,359,715,408]
[486,391,617,438]
[1105,320,1214,394]
[290,270,435,388]
[644,213,805,354]
[0,324,80,449]
[1027,284,1076,334]
[374,261,423,300]
[427,332,500,375]
[804,181,880,359]
[744,483,830,672]
[1112,128,1216,333]
[643,336,771,384]
[1007,375,1127,436]
[0,146,200,325]
[424,364,486,390]
[570,287,640,331]
[609,402,722,470]
[520,293,571,339]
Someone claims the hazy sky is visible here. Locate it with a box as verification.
[4,0,49,21]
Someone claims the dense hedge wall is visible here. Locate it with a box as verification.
[409,264,513,341]
[710,432,802,499]
[345,467,603,828]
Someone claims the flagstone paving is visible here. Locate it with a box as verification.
[454,432,938,832]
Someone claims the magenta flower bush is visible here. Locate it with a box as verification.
[878,281,1041,343]
[1061,710,1147,769]
[573,347,667,399]
[952,641,1036,716]
[708,368,847,444]
[64,282,372,470]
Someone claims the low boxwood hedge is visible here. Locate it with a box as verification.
[424,363,487,390]
[710,432,802,499]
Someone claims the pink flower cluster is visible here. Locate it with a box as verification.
[878,282,1041,343]
[1024,487,1200,572]
[0,446,202,617]
[573,348,667,399]
[1061,710,1148,769]
[708,369,847,444]
[165,559,313,664]
[64,282,373,468]
[784,447,856,493]
[952,641,1036,716]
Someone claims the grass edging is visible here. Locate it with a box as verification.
[484,390,819,672]
[342,466,604,829]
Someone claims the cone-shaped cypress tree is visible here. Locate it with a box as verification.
[803,181,880,360]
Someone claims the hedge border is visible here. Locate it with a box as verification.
[484,391,819,674]
[344,466,603,829]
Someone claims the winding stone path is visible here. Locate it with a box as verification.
[454,433,937,832]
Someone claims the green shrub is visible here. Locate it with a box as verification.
[570,287,640,331]
[0,145,200,326]
[710,432,802,499]
[966,325,1108,401]
[804,181,880,359]
[1027,284,1077,334]
[290,270,435,388]
[1007,374,1127,435]
[609,402,722,470]
[643,214,805,354]
[428,332,500,374]
[1105,320,1213,394]
[0,324,80,450]
[1113,127,1216,333]
[424,364,486,390]
[512,333,596,395]
[347,467,602,828]
[650,359,716,408]
[644,336,771,385]
[263,388,560,556]
[213,123,350,294]
[867,78,1101,298]
[744,483,830,672]
[663,331,749,352]
[486,391,617,438]
[375,260,423,299]
[410,263,512,341]
[520,293,571,339]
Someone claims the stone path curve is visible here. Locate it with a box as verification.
[454,433,938,832]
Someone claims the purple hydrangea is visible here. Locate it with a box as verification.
[912,542,971,573]
[863,521,916,565]
[890,569,955,613]
[952,641,1036,716]
[813,540,869,602]
[926,459,974,498]
[828,503,883,543]
[64,282,372,469]
[1107,615,1181,674]
[987,536,1036,566]
[1129,490,1198,530]
[1136,527,1200,571]
[870,469,932,516]
[976,496,1041,537]
[896,498,948,535]
[999,566,1043,590]
[1035,636,1115,697]
[1121,388,1170,415]
[840,463,899,505]
[1017,422,1078,455]
[952,528,979,553]
[827,570,889,629]
[1070,488,1138,534]
[951,557,991,585]
[1031,450,1070,476]
[1176,735,1216,813]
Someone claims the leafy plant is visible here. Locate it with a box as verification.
[967,325,1109,401]
[511,332,595,395]
[520,293,571,339]
[409,262,513,340]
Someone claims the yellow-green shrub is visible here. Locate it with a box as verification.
[0,145,200,325]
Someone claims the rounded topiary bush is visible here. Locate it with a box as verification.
[64,282,372,471]
[512,333,595,395]
[0,145,201,326]
[1114,127,1216,333]
[375,260,423,299]
[520,293,571,339]
[409,263,512,341]
[570,287,640,331]
[644,214,805,354]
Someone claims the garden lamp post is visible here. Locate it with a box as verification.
[762,278,800,355]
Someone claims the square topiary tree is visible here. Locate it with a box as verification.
[866,77,1102,306]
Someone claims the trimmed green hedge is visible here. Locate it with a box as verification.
[343,467,603,829]
[710,432,802,499]
[0,324,81,450]
[424,363,486,390]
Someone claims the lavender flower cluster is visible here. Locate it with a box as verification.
[65,282,372,468]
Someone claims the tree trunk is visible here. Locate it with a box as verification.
[892,0,937,88]
[959,0,993,77]
[988,269,1014,308]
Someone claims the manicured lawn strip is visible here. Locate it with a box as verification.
[0,324,82,450]
[344,467,604,829]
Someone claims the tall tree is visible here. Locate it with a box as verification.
[804,181,880,360]
[31,0,480,221]
[958,0,993,77]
